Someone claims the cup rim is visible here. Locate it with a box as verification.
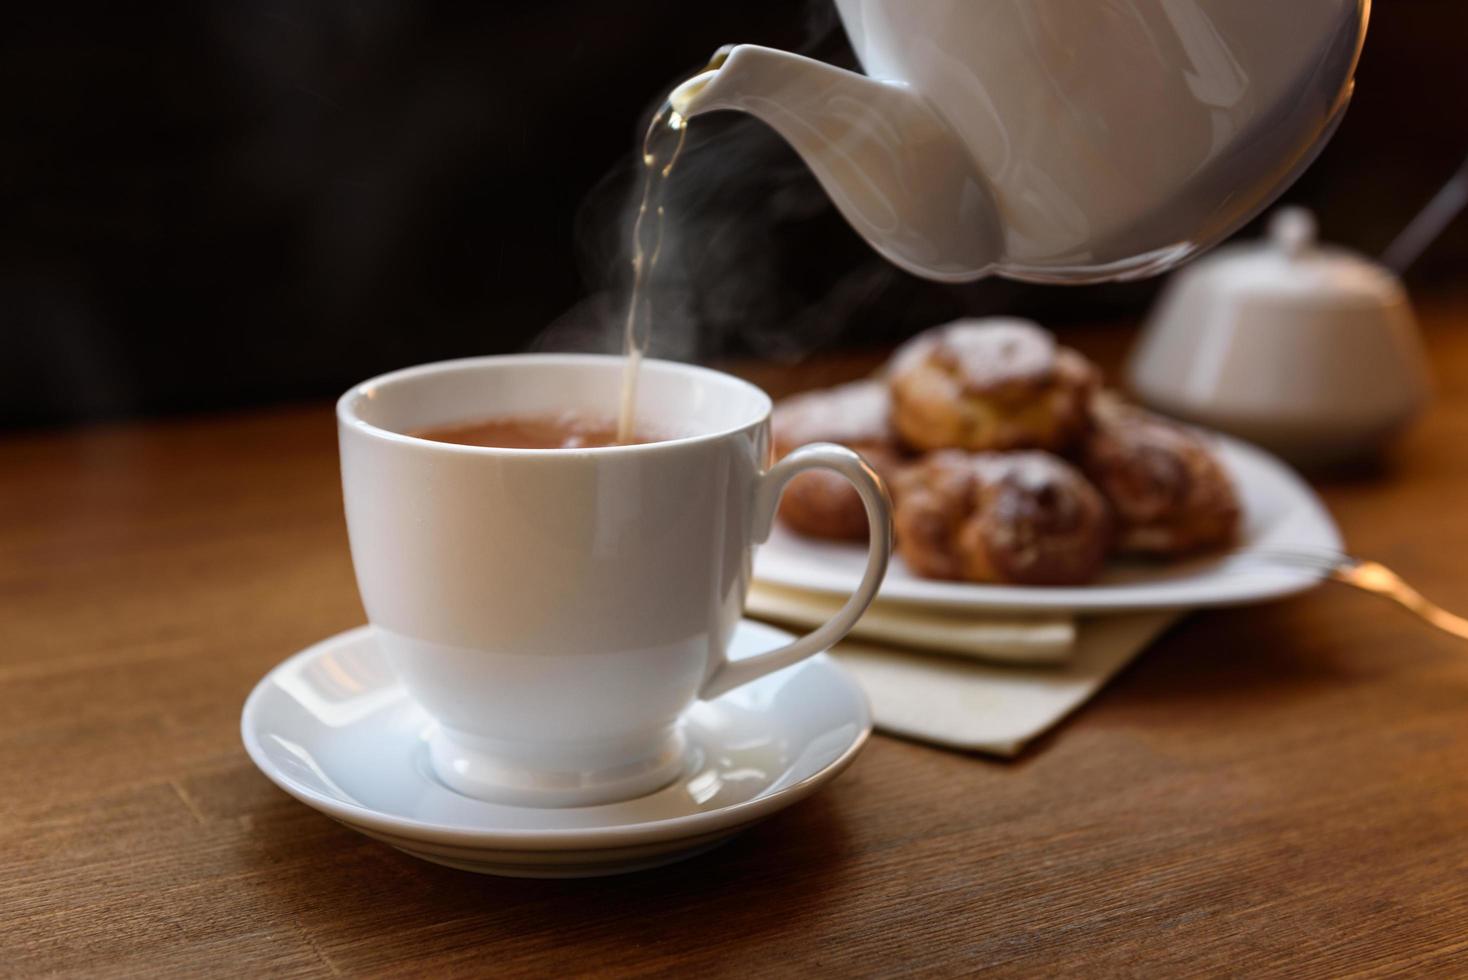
[336,353,773,455]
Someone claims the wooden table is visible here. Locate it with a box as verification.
[6,309,1468,977]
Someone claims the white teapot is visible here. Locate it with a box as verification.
[671,0,1369,284]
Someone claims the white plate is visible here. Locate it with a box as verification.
[241,621,871,878]
[754,434,1342,614]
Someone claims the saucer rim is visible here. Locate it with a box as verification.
[241,623,872,851]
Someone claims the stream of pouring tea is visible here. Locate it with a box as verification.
[615,102,689,443]
[615,50,730,443]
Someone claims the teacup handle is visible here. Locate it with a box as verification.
[700,442,892,700]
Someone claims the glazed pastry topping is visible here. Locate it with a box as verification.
[889,319,1097,454]
[1081,396,1239,557]
[772,379,893,452]
[926,319,1059,397]
[894,451,1109,585]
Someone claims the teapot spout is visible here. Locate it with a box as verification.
[671,45,999,283]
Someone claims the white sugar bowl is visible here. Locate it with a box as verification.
[1128,208,1431,467]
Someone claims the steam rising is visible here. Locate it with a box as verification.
[529,2,902,366]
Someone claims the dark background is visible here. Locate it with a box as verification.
[3,1,1465,429]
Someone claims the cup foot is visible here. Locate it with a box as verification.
[427,726,688,808]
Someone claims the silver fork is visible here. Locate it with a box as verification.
[1241,548,1468,641]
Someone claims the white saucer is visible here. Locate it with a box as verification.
[241,621,871,878]
[755,433,1342,614]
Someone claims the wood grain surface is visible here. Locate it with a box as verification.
[5,310,1468,977]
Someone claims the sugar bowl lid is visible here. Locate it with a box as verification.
[1186,207,1406,310]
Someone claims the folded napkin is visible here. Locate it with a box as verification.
[747,580,1180,757]
[831,612,1179,756]
[746,581,1075,665]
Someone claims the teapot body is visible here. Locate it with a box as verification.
[829,0,1368,281]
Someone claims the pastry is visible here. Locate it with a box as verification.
[772,380,904,540]
[888,318,1098,453]
[1080,395,1240,557]
[893,450,1109,585]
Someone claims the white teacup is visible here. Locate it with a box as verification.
[337,355,891,807]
